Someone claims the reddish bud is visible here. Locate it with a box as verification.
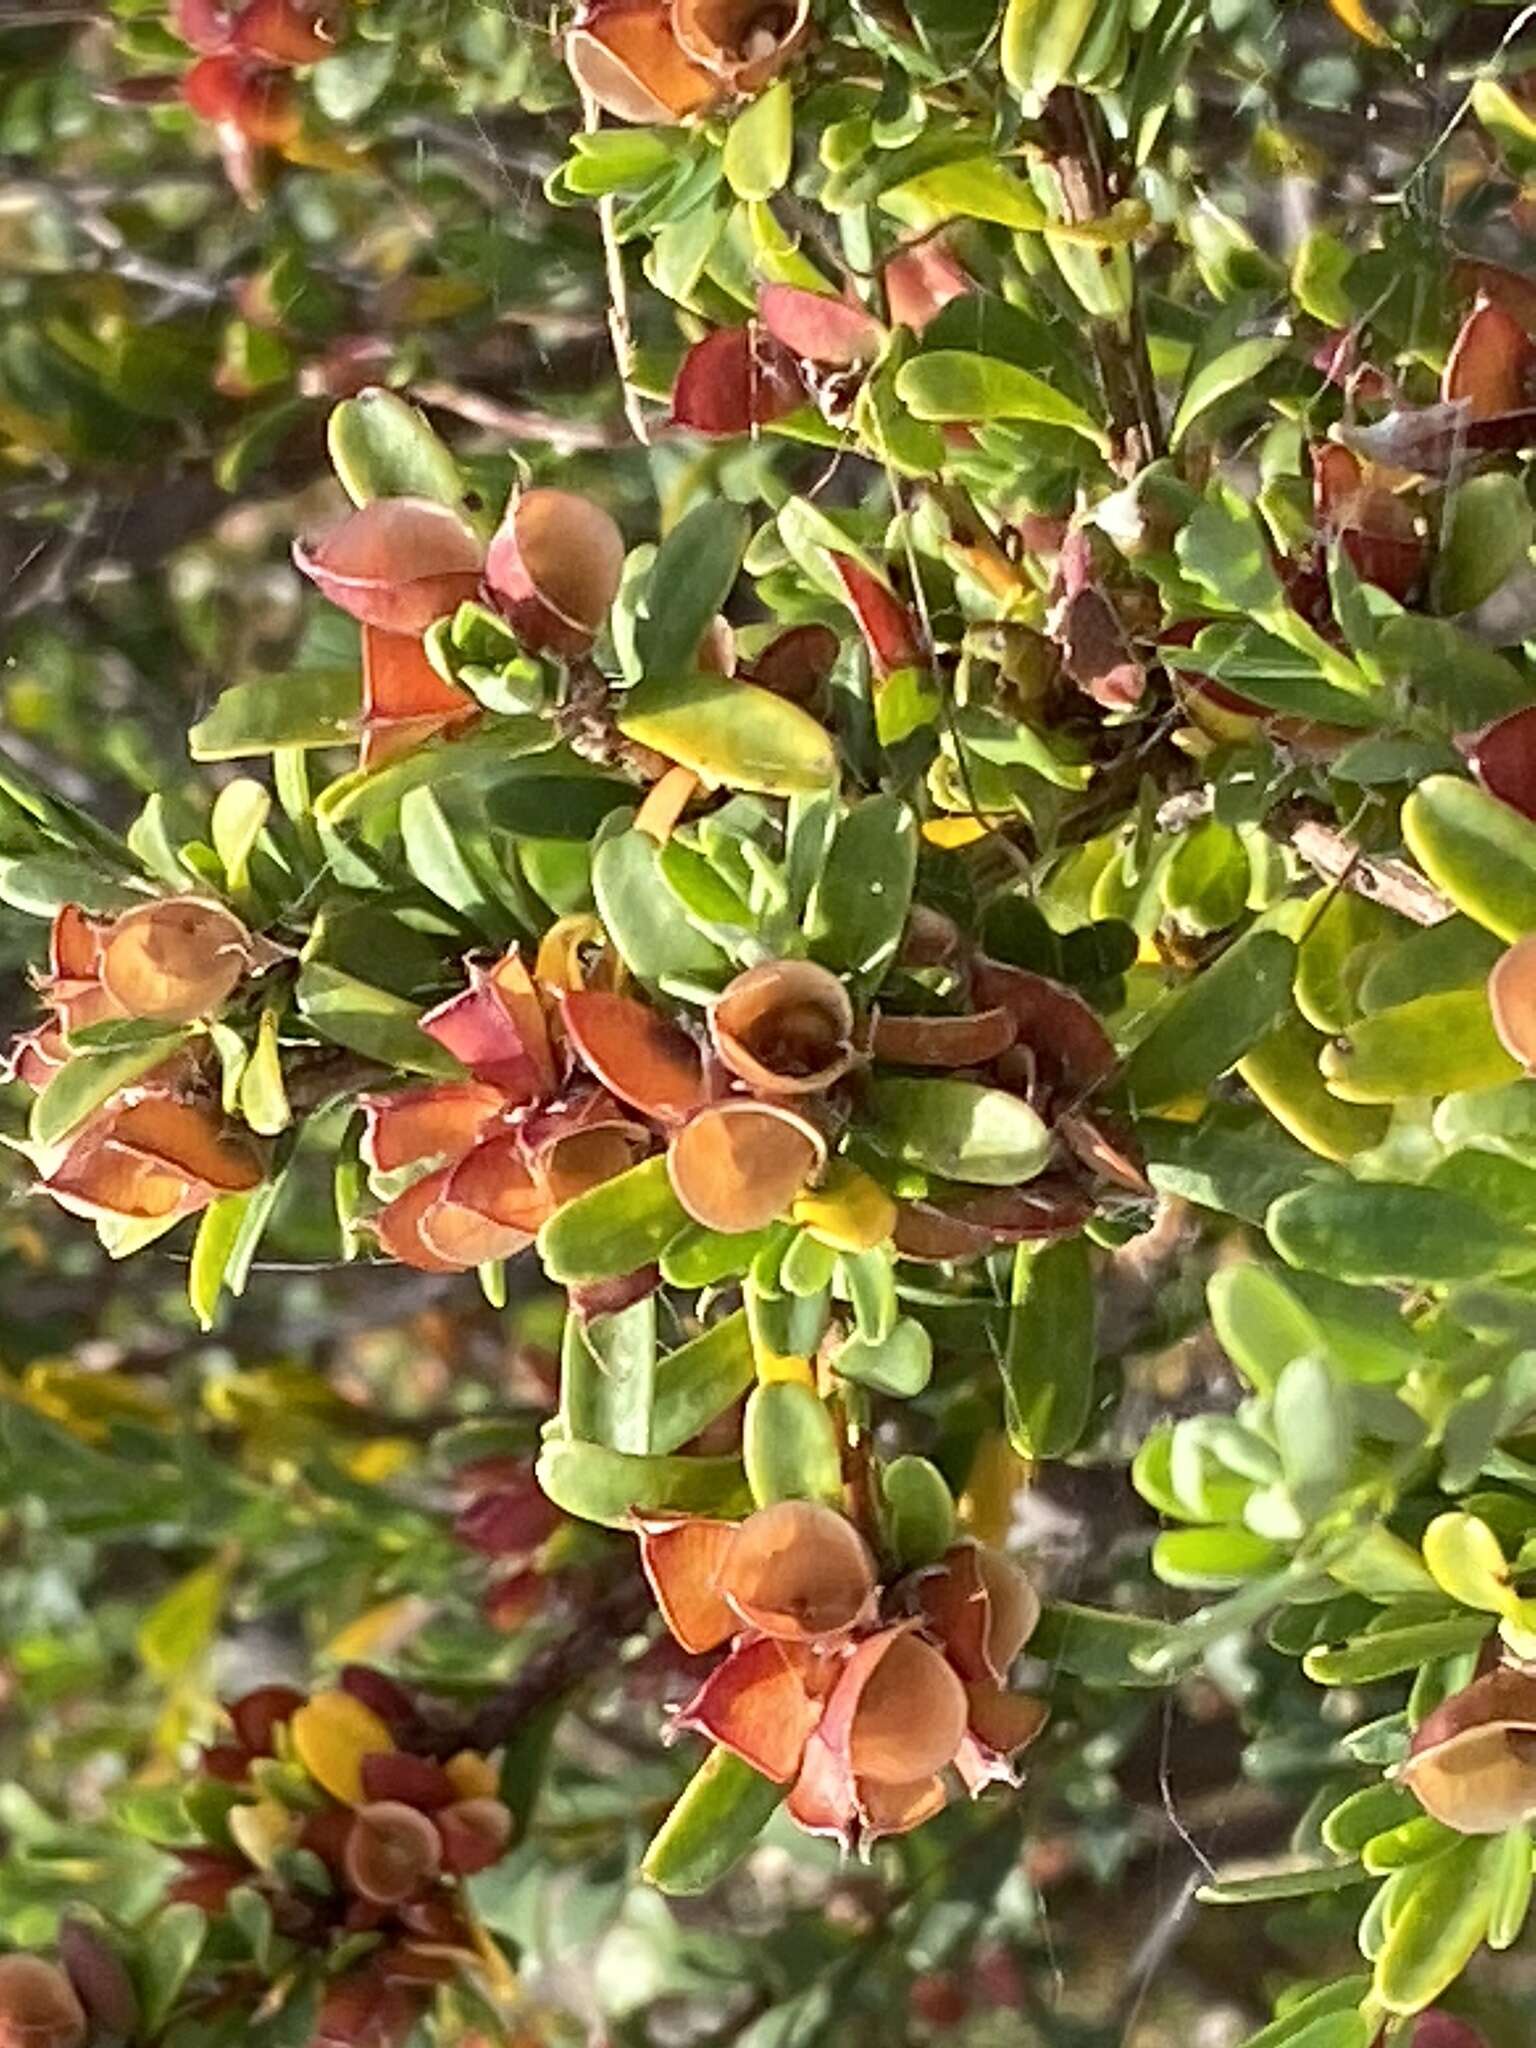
[435,1798,513,1876]
[359,1752,456,1813]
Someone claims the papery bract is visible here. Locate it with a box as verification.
[294,497,483,636]
[482,488,625,657]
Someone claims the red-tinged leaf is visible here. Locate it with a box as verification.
[828,552,925,677]
[870,1006,1016,1069]
[419,1180,536,1269]
[562,990,709,1124]
[672,0,811,92]
[361,626,475,766]
[313,1971,424,2048]
[175,0,237,50]
[231,0,339,63]
[1443,300,1536,421]
[359,1753,456,1813]
[565,0,718,125]
[49,903,105,983]
[437,1133,547,1238]
[452,1484,558,1558]
[973,959,1116,1101]
[46,1092,263,1223]
[359,1083,505,1175]
[569,1264,661,1319]
[674,1635,824,1782]
[229,1684,306,1755]
[1046,530,1144,709]
[671,324,807,436]
[373,1168,465,1272]
[1453,260,1536,336]
[1471,704,1536,821]
[884,240,971,334]
[750,623,839,707]
[181,53,299,144]
[637,1516,738,1652]
[667,1099,825,1233]
[709,960,854,1097]
[294,498,483,637]
[483,488,626,657]
[891,1200,998,1262]
[419,951,556,1099]
[1058,1110,1152,1196]
[434,1798,512,1877]
[757,283,883,368]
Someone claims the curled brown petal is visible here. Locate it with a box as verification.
[359,1084,506,1176]
[870,1005,1015,1070]
[562,990,709,1125]
[566,0,718,124]
[98,899,253,1024]
[1402,1666,1536,1834]
[482,488,626,657]
[916,1544,1040,1686]
[883,240,971,334]
[749,623,839,709]
[45,1092,263,1223]
[709,959,854,1097]
[373,1169,467,1273]
[1443,299,1536,421]
[973,958,1116,1103]
[667,1098,825,1232]
[670,0,810,91]
[954,1686,1049,1795]
[845,1631,969,1786]
[232,0,338,62]
[435,1798,513,1876]
[636,1515,737,1652]
[673,1635,825,1782]
[719,1499,876,1643]
[294,497,483,636]
[1491,935,1536,1070]
[182,53,299,144]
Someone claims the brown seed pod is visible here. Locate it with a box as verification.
[345,1802,443,1906]
[1490,934,1536,1071]
[667,1099,826,1232]
[435,1798,513,1876]
[482,488,626,656]
[917,1544,1041,1685]
[719,1500,877,1642]
[1401,1666,1536,1834]
[0,1956,88,2048]
[709,960,854,1097]
[98,899,255,1023]
[566,0,718,126]
[671,0,811,92]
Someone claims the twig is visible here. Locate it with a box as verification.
[451,1567,653,1757]
[579,90,652,448]
[412,380,644,452]
[1289,818,1453,927]
[1044,90,1164,476]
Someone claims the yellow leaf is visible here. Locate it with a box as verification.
[792,1164,897,1254]
[290,1691,394,1806]
[138,1560,229,1683]
[325,1594,433,1664]
[1326,0,1390,48]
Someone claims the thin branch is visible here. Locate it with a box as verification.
[579,91,652,448]
[413,380,643,452]
[1289,818,1453,927]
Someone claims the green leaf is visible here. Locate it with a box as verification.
[650,1311,757,1454]
[1320,989,1520,1102]
[1122,930,1297,1111]
[1154,1524,1288,1588]
[1273,1354,1351,1516]
[535,1437,751,1529]
[1296,889,1396,1035]
[1376,615,1534,729]
[878,156,1048,232]
[1433,472,1535,616]
[31,1040,185,1149]
[137,1560,227,1682]
[1026,1602,1180,1687]
[1268,1181,1536,1286]
[641,1748,785,1895]
[189,1191,256,1332]
[617,674,836,795]
[1177,491,1285,613]
[293,962,463,1078]
[135,1903,207,2034]
[400,785,504,930]
[1002,1237,1096,1458]
[1301,1613,1491,1685]
[743,1379,843,1507]
[1359,917,1503,1015]
[832,1315,933,1397]
[1374,1838,1495,2015]
[188,669,360,761]
[1402,774,1536,941]
[635,503,750,682]
[1171,334,1289,445]
[880,1455,956,1569]
[1144,1110,1329,1224]
[537,1156,691,1283]
[1487,1822,1533,1950]
[1207,1263,1324,1396]
[210,777,270,897]
[865,1077,1051,1185]
[328,388,465,511]
[0,856,144,917]
[804,793,917,990]
[1197,1863,1367,1907]
[592,829,731,988]
[1162,818,1250,934]
[895,350,1107,448]
[722,79,792,201]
